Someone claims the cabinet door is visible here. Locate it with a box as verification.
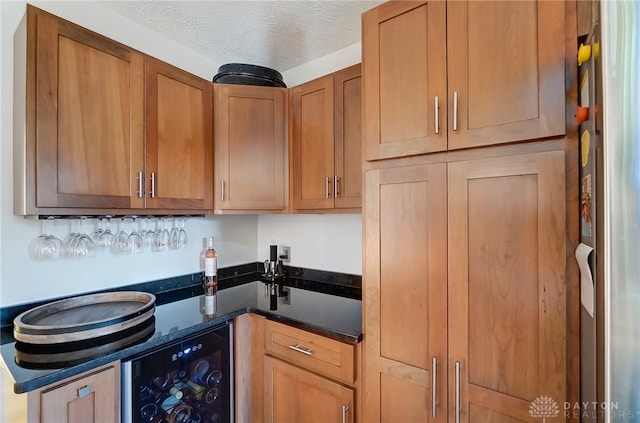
[363,164,448,422]
[448,151,567,422]
[447,1,566,149]
[214,84,287,211]
[334,64,362,209]
[145,57,213,210]
[264,356,354,423]
[40,363,119,423]
[362,1,447,161]
[291,75,335,210]
[28,6,144,210]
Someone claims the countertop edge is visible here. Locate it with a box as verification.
[5,306,362,394]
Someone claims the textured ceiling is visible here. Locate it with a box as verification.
[100,0,384,74]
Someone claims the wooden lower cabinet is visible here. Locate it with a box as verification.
[264,356,354,423]
[235,314,361,423]
[364,149,574,422]
[1,361,120,423]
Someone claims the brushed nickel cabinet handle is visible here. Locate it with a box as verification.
[342,405,350,423]
[288,344,313,356]
[325,176,330,199]
[221,180,225,201]
[150,173,156,198]
[434,96,440,135]
[455,361,461,423]
[334,175,340,199]
[453,91,459,132]
[77,385,91,398]
[432,357,438,419]
[137,171,143,198]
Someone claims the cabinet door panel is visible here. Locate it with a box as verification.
[364,164,447,422]
[363,1,447,160]
[264,356,353,423]
[40,363,118,423]
[381,373,429,423]
[30,6,144,209]
[291,75,334,209]
[447,1,565,149]
[145,57,213,210]
[215,85,286,210]
[448,150,567,422]
[334,64,362,209]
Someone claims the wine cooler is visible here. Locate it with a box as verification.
[121,322,233,423]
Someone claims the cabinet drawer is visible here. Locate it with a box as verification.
[264,320,355,384]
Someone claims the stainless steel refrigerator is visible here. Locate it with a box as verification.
[601,0,640,421]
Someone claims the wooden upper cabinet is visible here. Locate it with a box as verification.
[447,150,567,422]
[362,1,447,161]
[145,57,213,210]
[26,5,144,211]
[362,0,566,160]
[291,74,335,210]
[23,6,213,214]
[446,1,566,149]
[291,65,362,212]
[334,64,362,209]
[214,84,287,212]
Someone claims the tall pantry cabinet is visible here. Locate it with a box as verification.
[361,1,579,422]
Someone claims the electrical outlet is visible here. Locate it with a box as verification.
[280,246,291,263]
[282,287,291,305]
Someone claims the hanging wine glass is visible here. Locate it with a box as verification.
[76,217,96,258]
[62,219,80,258]
[28,217,62,260]
[126,216,144,254]
[90,218,105,242]
[143,218,155,251]
[97,217,115,250]
[153,218,169,252]
[111,217,129,254]
[169,217,180,250]
[177,218,188,249]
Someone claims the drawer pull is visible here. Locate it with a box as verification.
[288,344,313,356]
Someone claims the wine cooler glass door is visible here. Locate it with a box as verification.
[122,323,232,423]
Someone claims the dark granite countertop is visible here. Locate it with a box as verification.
[0,281,362,394]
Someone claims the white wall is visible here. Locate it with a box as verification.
[0,1,363,308]
[0,1,252,308]
[282,42,361,87]
[257,214,362,275]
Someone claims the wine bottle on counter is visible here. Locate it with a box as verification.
[203,237,218,316]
